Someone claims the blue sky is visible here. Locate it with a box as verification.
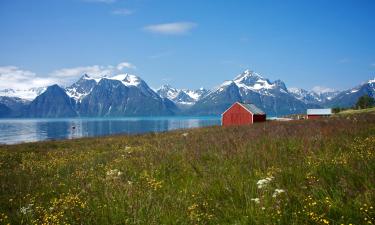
[0,0,374,91]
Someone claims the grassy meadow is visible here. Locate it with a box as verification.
[0,113,374,224]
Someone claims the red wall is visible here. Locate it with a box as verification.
[222,103,253,126]
[307,115,329,119]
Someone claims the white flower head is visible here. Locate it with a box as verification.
[251,198,260,204]
[272,188,285,198]
[106,169,123,179]
[256,176,274,189]
[20,204,33,215]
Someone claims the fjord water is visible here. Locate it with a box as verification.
[0,117,220,145]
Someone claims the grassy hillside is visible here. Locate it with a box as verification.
[0,114,374,224]
[337,107,375,115]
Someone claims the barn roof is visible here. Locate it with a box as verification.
[238,103,265,115]
[307,108,332,115]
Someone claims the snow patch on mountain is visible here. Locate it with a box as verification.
[109,74,142,87]
[288,86,339,104]
[311,86,336,95]
[156,85,209,105]
[185,89,201,101]
[66,73,155,102]
[0,87,46,101]
[216,70,289,98]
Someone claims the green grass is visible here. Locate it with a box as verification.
[337,107,375,115]
[0,113,374,224]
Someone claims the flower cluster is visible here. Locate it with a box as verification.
[187,196,214,223]
[352,136,374,159]
[106,169,123,179]
[0,212,9,224]
[31,192,87,225]
[272,189,285,198]
[300,195,332,224]
[141,171,163,191]
[257,176,274,189]
[20,203,34,215]
[359,203,374,224]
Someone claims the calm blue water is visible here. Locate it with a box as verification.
[0,117,221,145]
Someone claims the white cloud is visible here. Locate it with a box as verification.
[116,61,136,70]
[51,65,114,79]
[143,22,197,35]
[112,8,133,16]
[311,86,335,94]
[0,66,57,90]
[0,61,136,90]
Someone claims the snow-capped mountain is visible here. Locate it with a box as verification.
[288,87,339,105]
[0,70,374,118]
[65,74,98,102]
[185,88,210,101]
[77,74,177,117]
[156,84,209,106]
[3,73,178,118]
[189,70,310,116]
[0,96,30,117]
[156,85,180,100]
[27,85,78,118]
[326,77,375,108]
[232,70,286,95]
[0,87,46,101]
[66,73,161,102]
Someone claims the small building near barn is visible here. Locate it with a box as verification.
[306,108,332,119]
[222,102,266,126]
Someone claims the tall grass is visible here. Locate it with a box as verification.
[0,113,374,224]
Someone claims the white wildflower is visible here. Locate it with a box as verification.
[106,169,123,179]
[272,188,285,198]
[20,203,33,215]
[251,198,260,204]
[256,176,274,189]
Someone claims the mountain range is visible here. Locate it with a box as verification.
[0,70,374,118]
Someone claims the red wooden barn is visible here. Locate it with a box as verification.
[306,108,332,119]
[221,102,266,126]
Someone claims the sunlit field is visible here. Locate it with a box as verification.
[0,113,374,224]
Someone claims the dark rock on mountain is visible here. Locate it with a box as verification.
[189,70,308,116]
[326,79,375,108]
[0,103,12,118]
[79,76,177,116]
[0,96,30,117]
[188,81,241,115]
[65,74,98,101]
[26,84,77,118]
